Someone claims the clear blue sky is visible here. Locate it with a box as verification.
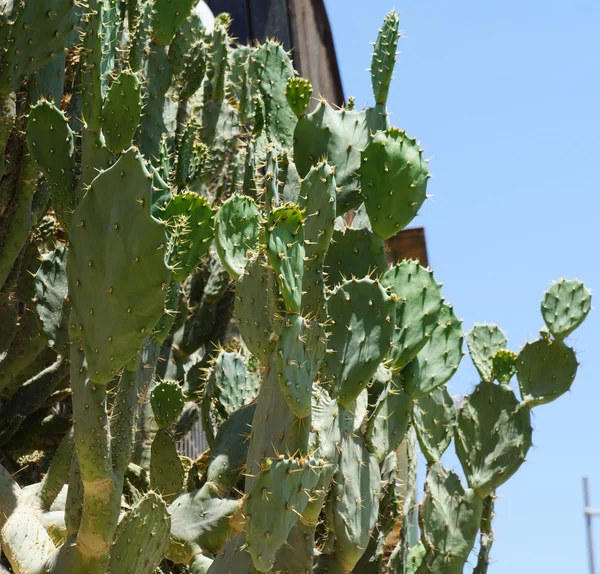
[323,1,600,572]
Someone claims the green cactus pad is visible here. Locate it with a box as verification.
[170,6,210,77]
[266,204,305,313]
[67,149,171,384]
[235,257,280,362]
[541,278,592,340]
[455,382,532,498]
[299,162,336,317]
[402,303,464,397]
[249,41,297,148]
[138,42,173,163]
[207,534,257,574]
[108,491,171,574]
[246,456,323,572]
[33,245,69,354]
[180,41,207,100]
[150,428,185,504]
[371,11,400,106]
[467,324,508,382]
[382,261,444,371]
[492,348,518,384]
[161,191,214,282]
[199,99,240,181]
[203,351,259,444]
[275,314,317,419]
[0,94,15,179]
[360,128,429,240]
[322,277,394,409]
[516,338,578,408]
[0,0,79,96]
[207,403,256,495]
[102,70,142,154]
[420,462,483,574]
[167,483,244,561]
[324,227,387,289]
[329,430,381,570]
[406,542,427,574]
[151,381,186,429]
[413,386,457,463]
[215,195,261,280]
[151,0,197,45]
[271,522,315,574]
[176,123,207,188]
[365,376,412,461]
[152,280,181,345]
[294,102,370,215]
[286,77,313,118]
[367,363,393,415]
[26,100,77,230]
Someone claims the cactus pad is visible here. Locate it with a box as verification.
[176,125,207,189]
[26,100,77,230]
[235,257,279,362]
[516,338,578,407]
[286,77,313,118]
[419,462,483,573]
[324,227,387,288]
[360,128,429,240]
[167,484,244,560]
[294,102,370,215]
[467,324,508,382]
[492,348,517,384]
[455,382,532,498]
[151,381,186,429]
[413,386,457,463]
[329,430,381,570]
[215,195,261,280]
[161,191,214,282]
[275,314,316,418]
[402,303,463,397]
[382,261,444,370]
[365,376,412,461]
[249,41,297,148]
[34,245,69,354]
[151,0,197,45]
[321,277,394,408]
[0,0,79,95]
[246,456,323,572]
[67,149,171,384]
[299,162,336,317]
[108,491,171,574]
[266,204,305,313]
[207,403,256,495]
[203,351,259,444]
[541,278,592,340]
[150,428,185,504]
[102,70,142,154]
[371,11,400,106]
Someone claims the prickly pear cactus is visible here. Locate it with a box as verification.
[0,6,590,574]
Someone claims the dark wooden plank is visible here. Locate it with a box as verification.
[386,228,429,267]
[248,0,292,49]
[207,0,251,44]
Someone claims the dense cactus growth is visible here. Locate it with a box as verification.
[0,3,591,574]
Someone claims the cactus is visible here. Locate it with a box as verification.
[0,7,592,574]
